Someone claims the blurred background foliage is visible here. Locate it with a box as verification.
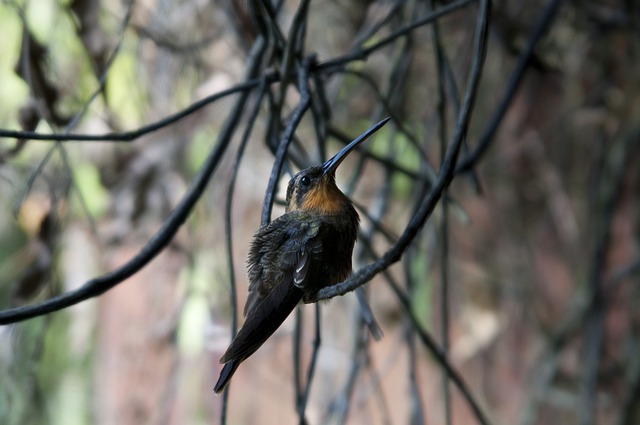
[0,1,639,425]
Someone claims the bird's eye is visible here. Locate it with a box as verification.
[300,176,311,187]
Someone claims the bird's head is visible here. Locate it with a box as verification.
[285,118,390,214]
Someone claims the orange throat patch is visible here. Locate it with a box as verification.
[301,183,347,215]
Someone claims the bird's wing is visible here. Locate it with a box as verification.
[220,214,323,364]
[244,213,321,316]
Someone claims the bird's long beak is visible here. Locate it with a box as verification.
[322,117,390,176]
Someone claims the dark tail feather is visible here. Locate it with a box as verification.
[214,284,304,392]
[214,360,240,393]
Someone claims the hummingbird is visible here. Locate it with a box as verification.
[213,117,390,393]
